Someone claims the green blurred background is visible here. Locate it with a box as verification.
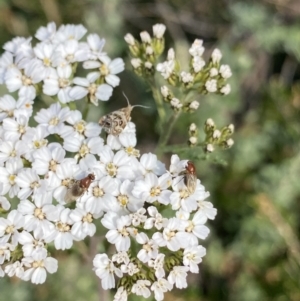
[1,0,300,300]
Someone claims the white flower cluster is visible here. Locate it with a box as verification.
[0,23,217,300]
[0,22,124,106]
[157,39,232,95]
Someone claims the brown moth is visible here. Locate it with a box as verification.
[65,173,95,203]
[184,161,197,195]
[98,93,148,136]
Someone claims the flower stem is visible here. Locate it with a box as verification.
[156,111,181,158]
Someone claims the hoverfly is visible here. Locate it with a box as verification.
[64,173,95,203]
[184,161,197,195]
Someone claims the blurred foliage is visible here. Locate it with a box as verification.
[1,0,300,300]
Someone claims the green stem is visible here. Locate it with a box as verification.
[148,80,166,125]
[156,111,181,158]
[82,101,90,120]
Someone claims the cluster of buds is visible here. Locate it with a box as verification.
[188,123,198,146]
[124,24,167,77]
[204,118,234,152]
[156,39,232,93]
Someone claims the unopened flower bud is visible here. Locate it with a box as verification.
[167,48,175,60]
[131,58,142,69]
[189,39,205,57]
[140,31,152,43]
[124,33,135,46]
[213,129,221,139]
[144,61,153,70]
[153,24,166,39]
[209,67,218,77]
[161,86,170,98]
[205,79,217,93]
[206,118,214,128]
[219,64,232,79]
[220,84,231,95]
[180,71,194,84]
[228,124,234,134]
[189,123,197,132]
[206,144,214,152]
[170,98,182,109]
[211,48,222,64]
[189,136,197,145]
[226,138,234,147]
[189,101,199,110]
[192,56,205,73]
[145,46,154,55]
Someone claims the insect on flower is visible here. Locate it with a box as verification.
[98,93,148,136]
[65,173,95,203]
[184,161,197,195]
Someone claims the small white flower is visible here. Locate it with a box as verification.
[22,249,58,284]
[93,253,122,289]
[102,212,132,251]
[32,143,66,175]
[69,72,113,105]
[132,173,172,205]
[112,251,130,265]
[34,102,70,135]
[151,278,172,301]
[148,253,165,278]
[136,232,158,263]
[86,33,106,60]
[131,279,151,298]
[113,286,128,301]
[17,192,55,238]
[35,22,57,42]
[152,218,186,251]
[2,113,29,141]
[44,206,74,250]
[120,261,139,276]
[5,260,24,278]
[43,66,73,103]
[18,231,46,257]
[15,168,46,200]
[183,245,206,273]
[167,266,189,289]
[0,210,24,245]
[0,158,23,198]
[70,206,98,240]
[0,196,11,211]
[144,206,168,230]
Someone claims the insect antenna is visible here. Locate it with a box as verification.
[122,92,150,109]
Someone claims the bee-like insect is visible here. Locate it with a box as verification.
[184,161,197,195]
[98,93,148,136]
[64,173,95,203]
